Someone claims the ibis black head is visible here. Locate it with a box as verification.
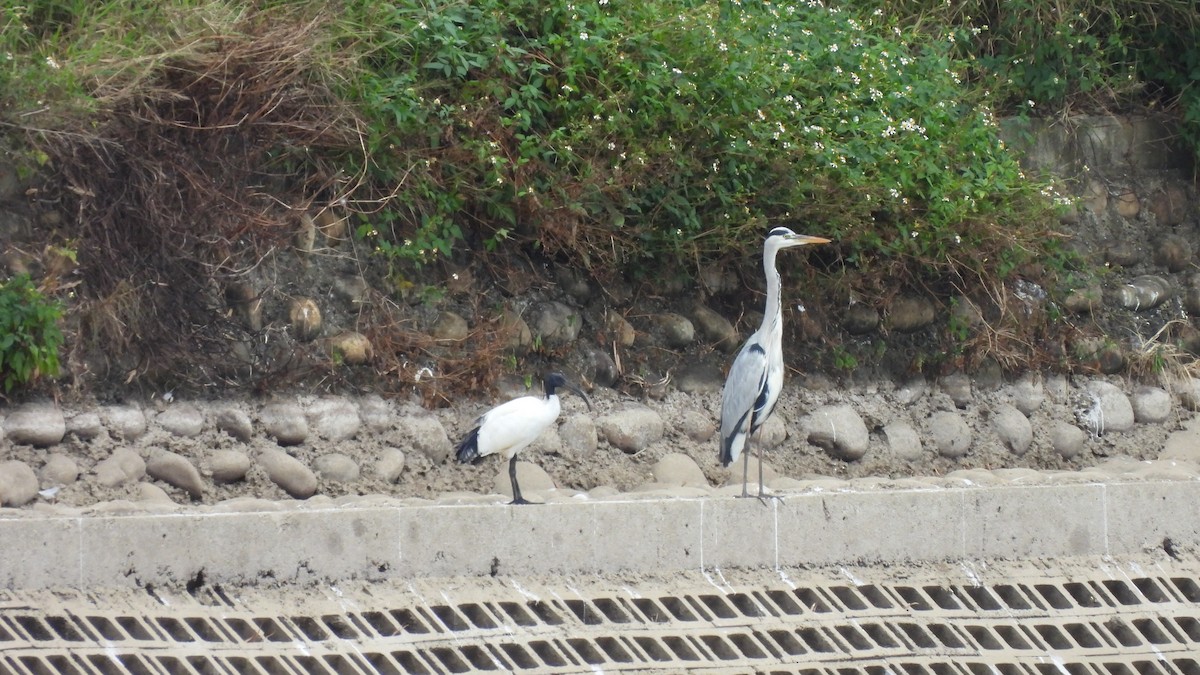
[544,372,593,410]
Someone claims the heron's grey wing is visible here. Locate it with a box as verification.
[719,342,768,463]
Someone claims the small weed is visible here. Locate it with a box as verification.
[0,274,63,392]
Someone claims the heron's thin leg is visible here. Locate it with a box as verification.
[738,440,751,499]
[755,442,781,503]
[509,455,532,505]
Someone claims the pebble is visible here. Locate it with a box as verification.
[604,311,636,348]
[146,450,205,499]
[103,405,147,440]
[883,421,924,462]
[209,450,251,483]
[215,406,254,441]
[1177,378,1200,412]
[1131,386,1172,424]
[261,402,309,446]
[4,402,65,447]
[1081,381,1135,435]
[307,397,360,442]
[929,411,972,458]
[992,404,1033,456]
[39,453,79,487]
[805,405,869,461]
[375,448,406,483]
[598,406,665,454]
[93,448,146,487]
[315,453,360,482]
[651,453,708,487]
[499,309,532,353]
[0,460,38,506]
[1050,421,1087,460]
[258,448,318,499]
[155,404,205,438]
[1112,275,1171,311]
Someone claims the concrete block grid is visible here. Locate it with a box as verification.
[3,478,1198,590]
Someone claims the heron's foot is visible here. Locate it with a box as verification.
[509,497,537,505]
[756,492,784,506]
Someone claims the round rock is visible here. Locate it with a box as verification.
[215,406,254,442]
[1009,374,1045,416]
[258,448,318,499]
[315,453,360,482]
[1081,381,1135,435]
[1051,422,1088,460]
[375,448,406,483]
[929,411,972,458]
[528,301,581,348]
[307,397,360,442]
[4,403,66,447]
[885,296,936,333]
[805,405,869,461]
[652,453,708,487]
[756,415,789,451]
[599,406,665,454]
[155,404,205,438]
[208,450,251,483]
[103,405,147,441]
[93,448,147,488]
[652,313,695,349]
[66,412,103,440]
[690,305,739,352]
[679,410,716,443]
[883,421,924,462]
[0,460,39,506]
[842,303,881,335]
[396,413,453,464]
[146,450,205,499]
[558,413,598,454]
[40,453,79,487]
[992,404,1033,456]
[493,462,555,499]
[1131,386,1172,424]
[939,374,972,409]
[261,402,309,446]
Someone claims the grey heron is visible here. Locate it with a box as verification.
[456,372,592,504]
[719,227,830,499]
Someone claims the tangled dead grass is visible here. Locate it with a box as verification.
[30,11,362,394]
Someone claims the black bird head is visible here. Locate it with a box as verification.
[544,372,593,410]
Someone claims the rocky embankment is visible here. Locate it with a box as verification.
[2,370,1200,512]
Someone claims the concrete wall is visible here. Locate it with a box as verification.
[4,477,1198,589]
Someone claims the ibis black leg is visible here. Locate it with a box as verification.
[508,455,532,505]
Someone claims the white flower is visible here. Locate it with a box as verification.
[579,32,589,40]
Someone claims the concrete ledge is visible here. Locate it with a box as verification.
[2,479,1197,589]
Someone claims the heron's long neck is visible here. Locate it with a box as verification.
[760,248,784,343]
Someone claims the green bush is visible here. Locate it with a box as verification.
[338,0,1058,287]
[0,275,63,392]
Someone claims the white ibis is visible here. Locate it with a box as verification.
[719,227,830,499]
[456,372,592,504]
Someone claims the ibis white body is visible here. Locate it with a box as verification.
[456,373,590,504]
[459,393,562,463]
[719,228,829,498]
